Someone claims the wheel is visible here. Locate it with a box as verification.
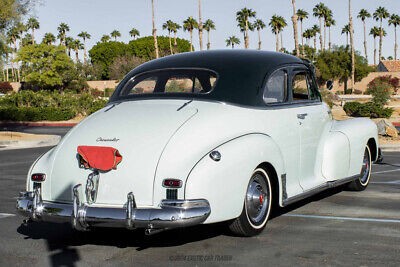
[347,145,372,191]
[228,168,272,236]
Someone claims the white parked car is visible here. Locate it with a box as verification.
[17,50,380,236]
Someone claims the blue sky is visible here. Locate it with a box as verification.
[31,0,400,63]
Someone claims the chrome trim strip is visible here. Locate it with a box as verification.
[16,187,211,233]
[282,175,359,206]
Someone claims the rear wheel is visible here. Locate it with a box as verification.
[228,168,272,236]
[347,145,372,191]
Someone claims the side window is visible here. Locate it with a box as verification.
[129,77,157,94]
[263,70,287,104]
[165,76,203,93]
[292,71,318,101]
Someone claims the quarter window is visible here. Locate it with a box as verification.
[263,70,287,104]
[292,71,318,101]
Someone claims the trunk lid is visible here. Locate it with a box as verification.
[49,100,197,206]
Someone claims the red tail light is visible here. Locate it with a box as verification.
[31,173,46,182]
[163,179,182,188]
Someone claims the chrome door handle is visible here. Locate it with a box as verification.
[297,113,308,119]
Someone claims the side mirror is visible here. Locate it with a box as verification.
[326,80,333,90]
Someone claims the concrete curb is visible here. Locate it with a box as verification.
[380,144,400,152]
[0,121,77,127]
[0,135,61,150]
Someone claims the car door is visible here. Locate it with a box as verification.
[262,68,303,198]
[290,67,330,191]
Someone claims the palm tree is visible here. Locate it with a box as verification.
[236,8,256,49]
[203,19,215,50]
[313,2,326,51]
[373,6,390,61]
[7,27,20,81]
[65,37,74,57]
[42,32,56,45]
[129,28,140,40]
[326,17,335,52]
[110,30,121,41]
[198,0,203,50]
[291,0,300,56]
[254,19,265,50]
[57,22,70,46]
[389,14,400,60]
[297,9,309,56]
[269,15,286,52]
[303,29,313,46]
[183,16,198,52]
[323,7,332,50]
[349,0,355,92]
[151,0,159,58]
[226,36,240,49]
[78,31,91,65]
[358,9,371,62]
[163,20,175,54]
[311,25,320,52]
[279,18,288,52]
[370,26,382,65]
[72,39,83,63]
[172,22,181,49]
[101,35,110,43]
[342,24,350,46]
[26,17,39,44]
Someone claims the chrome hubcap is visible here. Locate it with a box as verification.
[246,173,270,226]
[360,148,370,184]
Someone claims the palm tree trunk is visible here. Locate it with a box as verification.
[395,25,398,60]
[349,0,355,90]
[280,31,283,52]
[276,29,280,52]
[198,0,203,50]
[5,54,9,81]
[323,19,327,50]
[379,19,383,61]
[346,34,349,46]
[151,0,159,58]
[258,29,261,50]
[31,29,35,44]
[83,39,87,65]
[245,18,249,49]
[207,30,210,50]
[329,26,332,52]
[301,20,305,56]
[173,31,177,53]
[75,48,79,63]
[319,17,323,51]
[190,30,193,52]
[314,37,316,51]
[363,20,368,63]
[374,37,377,65]
[10,53,14,82]
[232,43,234,49]
[12,40,20,82]
[168,31,173,54]
[291,0,299,56]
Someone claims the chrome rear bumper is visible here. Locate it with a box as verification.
[16,184,211,234]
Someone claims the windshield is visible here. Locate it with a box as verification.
[117,69,217,98]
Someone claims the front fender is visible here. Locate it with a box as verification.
[330,118,378,176]
[184,133,285,224]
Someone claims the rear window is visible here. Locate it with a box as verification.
[118,69,217,97]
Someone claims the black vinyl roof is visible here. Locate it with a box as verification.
[110,50,305,107]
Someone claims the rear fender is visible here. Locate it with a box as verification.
[184,133,285,224]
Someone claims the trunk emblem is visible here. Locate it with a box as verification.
[85,171,100,204]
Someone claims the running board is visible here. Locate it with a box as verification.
[282,175,359,207]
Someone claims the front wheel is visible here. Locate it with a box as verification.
[347,145,372,191]
[228,168,272,236]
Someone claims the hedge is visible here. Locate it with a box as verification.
[343,102,393,118]
[0,82,13,94]
[0,107,75,121]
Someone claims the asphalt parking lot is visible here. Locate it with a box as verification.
[0,131,399,266]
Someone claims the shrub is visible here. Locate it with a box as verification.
[0,107,75,121]
[88,99,108,115]
[353,89,362,95]
[320,90,334,108]
[365,80,393,106]
[104,88,115,97]
[368,75,400,90]
[343,101,393,118]
[0,82,13,94]
[109,55,143,80]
